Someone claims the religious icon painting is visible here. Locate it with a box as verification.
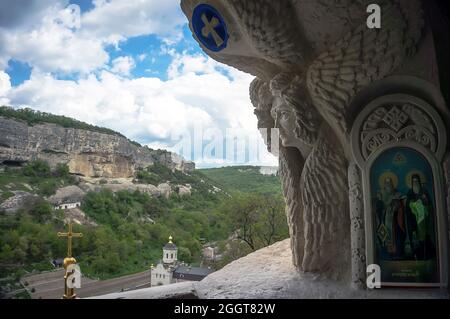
[351,93,448,288]
[370,147,439,284]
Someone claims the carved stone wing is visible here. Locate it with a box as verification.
[300,130,350,279]
[306,0,424,140]
[227,0,311,70]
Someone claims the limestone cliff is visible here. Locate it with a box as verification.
[0,116,195,178]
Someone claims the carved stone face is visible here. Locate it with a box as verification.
[271,96,298,148]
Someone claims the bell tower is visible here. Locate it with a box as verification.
[163,235,178,264]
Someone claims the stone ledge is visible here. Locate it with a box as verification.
[88,282,197,299]
[90,239,450,299]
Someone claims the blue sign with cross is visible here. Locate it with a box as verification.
[192,4,228,52]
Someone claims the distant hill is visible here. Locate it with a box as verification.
[0,107,195,178]
[199,165,281,196]
[0,106,127,139]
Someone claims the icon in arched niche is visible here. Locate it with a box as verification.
[371,147,439,283]
[350,92,448,288]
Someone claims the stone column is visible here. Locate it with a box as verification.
[348,162,366,289]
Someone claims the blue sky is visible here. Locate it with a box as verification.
[5,2,203,85]
[0,0,277,168]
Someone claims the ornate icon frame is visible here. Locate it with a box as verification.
[351,93,448,288]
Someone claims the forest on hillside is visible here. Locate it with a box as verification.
[0,160,287,298]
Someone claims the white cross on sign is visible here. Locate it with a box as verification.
[201,13,224,48]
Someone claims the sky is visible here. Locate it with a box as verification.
[0,0,278,168]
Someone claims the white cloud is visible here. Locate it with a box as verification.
[0,3,108,73]
[110,56,135,76]
[167,53,224,79]
[0,0,186,74]
[0,70,11,105]
[0,0,67,29]
[81,0,185,43]
[3,53,278,167]
[137,54,147,62]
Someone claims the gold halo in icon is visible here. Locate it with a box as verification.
[405,170,427,189]
[378,171,399,189]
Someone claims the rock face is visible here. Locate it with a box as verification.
[63,207,98,227]
[0,191,38,213]
[157,183,172,199]
[177,184,191,197]
[0,116,195,178]
[48,185,85,206]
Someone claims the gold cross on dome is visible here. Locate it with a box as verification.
[201,13,224,47]
[57,222,83,257]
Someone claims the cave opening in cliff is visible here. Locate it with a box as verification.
[1,160,25,167]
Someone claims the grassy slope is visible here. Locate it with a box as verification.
[199,165,282,197]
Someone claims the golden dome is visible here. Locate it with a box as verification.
[63,257,77,269]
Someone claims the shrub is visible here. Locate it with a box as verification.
[38,180,58,197]
[54,163,70,178]
[26,198,53,222]
[1,191,14,202]
[23,160,51,178]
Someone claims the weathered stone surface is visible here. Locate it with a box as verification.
[0,191,38,213]
[157,183,172,199]
[82,182,161,197]
[177,184,191,197]
[91,240,449,299]
[48,185,85,206]
[0,116,195,178]
[89,281,197,299]
[63,207,98,227]
[194,239,449,299]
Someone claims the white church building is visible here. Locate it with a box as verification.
[150,236,214,287]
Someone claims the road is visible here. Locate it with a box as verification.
[21,268,152,299]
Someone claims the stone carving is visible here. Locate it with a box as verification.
[251,73,350,280]
[181,0,427,282]
[352,94,447,166]
[226,0,312,69]
[360,103,438,160]
[348,162,366,288]
[306,1,424,146]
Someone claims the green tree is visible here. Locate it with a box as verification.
[54,163,70,177]
[38,180,58,196]
[27,198,53,223]
[178,247,193,263]
[23,160,51,178]
[0,244,14,262]
[225,195,288,251]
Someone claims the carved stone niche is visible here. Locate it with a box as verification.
[350,93,448,288]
